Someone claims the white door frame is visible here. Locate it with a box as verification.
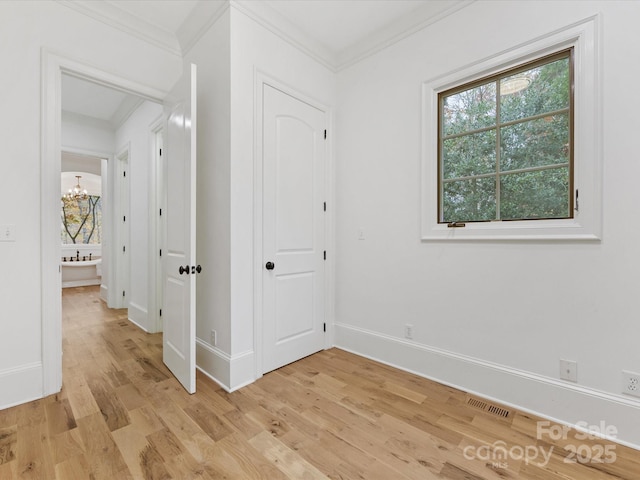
[149,120,165,334]
[59,146,112,302]
[41,50,167,395]
[113,144,130,309]
[253,71,335,379]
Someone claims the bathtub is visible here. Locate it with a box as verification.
[61,257,102,288]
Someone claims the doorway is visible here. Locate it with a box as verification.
[42,52,167,396]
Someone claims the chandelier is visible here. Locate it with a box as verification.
[63,175,88,201]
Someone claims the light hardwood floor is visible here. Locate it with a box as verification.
[0,285,638,479]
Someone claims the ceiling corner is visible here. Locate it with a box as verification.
[177,0,231,56]
[56,0,182,56]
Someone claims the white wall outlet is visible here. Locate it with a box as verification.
[0,224,15,242]
[404,324,413,340]
[622,370,640,398]
[559,359,578,382]
[211,330,217,346]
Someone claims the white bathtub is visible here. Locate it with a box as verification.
[61,258,102,288]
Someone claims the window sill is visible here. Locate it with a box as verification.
[421,217,601,241]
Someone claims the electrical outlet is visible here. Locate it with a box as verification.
[622,370,640,398]
[404,324,413,340]
[0,224,15,242]
[211,330,217,346]
[559,359,577,382]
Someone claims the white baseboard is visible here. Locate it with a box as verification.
[62,278,101,288]
[196,339,255,392]
[100,284,108,303]
[0,362,44,410]
[128,302,149,332]
[334,322,640,450]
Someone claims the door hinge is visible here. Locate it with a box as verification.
[123,245,126,253]
[123,215,126,222]
[324,129,327,139]
[159,249,162,257]
[323,202,326,212]
[122,290,125,297]
[323,250,326,260]
[159,309,162,317]
[159,208,162,216]
[123,171,126,178]
[159,148,162,156]
[323,323,326,332]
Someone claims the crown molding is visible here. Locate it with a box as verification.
[56,0,182,56]
[56,0,474,73]
[178,0,230,56]
[335,0,475,71]
[233,0,474,73]
[231,0,335,71]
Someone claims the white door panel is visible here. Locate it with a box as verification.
[162,64,197,393]
[263,84,326,373]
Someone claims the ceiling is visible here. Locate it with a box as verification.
[60,0,469,124]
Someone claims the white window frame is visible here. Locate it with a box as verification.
[421,16,601,241]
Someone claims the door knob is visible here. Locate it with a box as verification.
[195,265,202,274]
[179,265,190,275]
[265,261,275,270]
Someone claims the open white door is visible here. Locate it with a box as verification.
[162,64,197,393]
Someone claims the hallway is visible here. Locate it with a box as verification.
[0,286,638,479]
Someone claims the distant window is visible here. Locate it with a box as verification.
[438,49,573,224]
[61,196,102,244]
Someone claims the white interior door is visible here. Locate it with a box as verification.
[262,84,326,373]
[162,64,197,393]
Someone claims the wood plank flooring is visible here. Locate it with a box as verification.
[0,285,638,479]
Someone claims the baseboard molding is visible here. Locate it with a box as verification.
[62,279,101,288]
[334,322,640,450]
[196,339,256,393]
[128,302,149,332]
[100,284,108,303]
[0,362,44,410]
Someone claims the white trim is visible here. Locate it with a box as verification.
[234,0,473,73]
[114,144,130,309]
[149,116,165,334]
[178,0,230,56]
[253,70,334,380]
[62,279,102,289]
[41,49,168,398]
[56,0,182,56]
[335,0,473,71]
[128,301,148,332]
[0,363,44,410]
[421,15,602,241]
[196,339,256,392]
[334,322,640,451]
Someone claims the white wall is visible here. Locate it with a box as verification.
[115,101,163,331]
[62,112,115,154]
[335,0,640,447]
[183,7,234,387]
[0,0,180,408]
[226,6,335,388]
[186,3,336,390]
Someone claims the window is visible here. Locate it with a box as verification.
[439,50,573,224]
[421,17,601,240]
[61,195,102,244]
